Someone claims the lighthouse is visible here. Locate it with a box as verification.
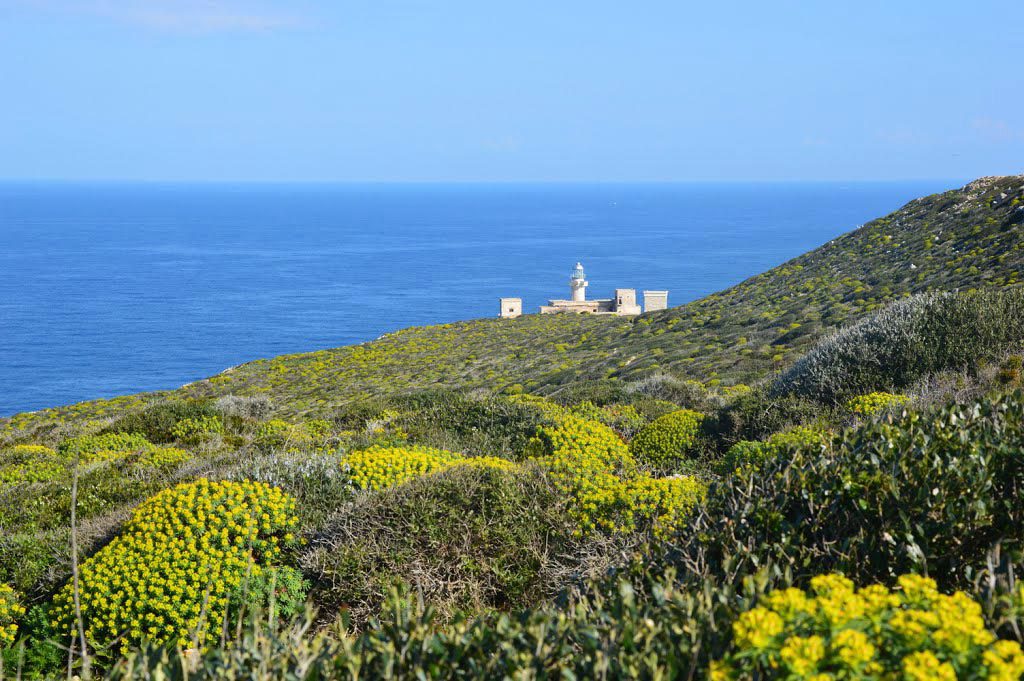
[570,262,588,302]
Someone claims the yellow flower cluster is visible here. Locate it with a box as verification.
[527,414,635,474]
[7,444,57,458]
[170,415,225,443]
[529,416,704,537]
[0,583,25,648]
[50,478,299,652]
[0,444,67,486]
[135,446,191,468]
[626,475,707,539]
[713,573,1024,680]
[629,409,705,467]
[341,445,512,491]
[59,432,152,463]
[845,391,909,417]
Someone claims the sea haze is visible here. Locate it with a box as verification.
[0,180,955,416]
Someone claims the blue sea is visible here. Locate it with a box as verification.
[0,181,956,416]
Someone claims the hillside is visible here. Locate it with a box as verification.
[3,175,1022,438]
[3,176,1024,678]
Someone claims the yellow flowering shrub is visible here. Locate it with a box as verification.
[712,573,1024,680]
[340,445,512,491]
[0,444,68,486]
[528,416,703,536]
[135,446,191,468]
[51,478,300,652]
[629,409,705,467]
[526,414,634,474]
[254,419,335,453]
[718,425,829,476]
[58,432,152,463]
[626,475,707,539]
[0,583,25,648]
[170,415,224,443]
[6,444,57,458]
[845,391,909,417]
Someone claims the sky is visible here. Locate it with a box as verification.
[0,0,1022,182]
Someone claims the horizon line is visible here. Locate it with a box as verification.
[0,176,973,186]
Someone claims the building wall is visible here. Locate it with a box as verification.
[614,288,642,316]
[643,290,669,312]
[540,299,615,314]
[499,298,522,318]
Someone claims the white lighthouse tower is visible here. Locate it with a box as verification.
[570,262,588,302]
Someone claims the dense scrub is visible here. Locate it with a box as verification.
[100,390,1024,679]
[774,288,1024,403]
[302,465,597,626]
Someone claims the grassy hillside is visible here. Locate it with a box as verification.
[3,175,1022,439]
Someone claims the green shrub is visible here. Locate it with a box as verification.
[773,289,1024,404]
[630,409,705,468]
[253,419,334,453]
[169,415,224,444]
[228,565,308,623]
[103,400,219,443]
[669,391,1024,597]
[712,388,826,447]
[302,464,585,625]
[570,401,647,439]
[717,425,829,476]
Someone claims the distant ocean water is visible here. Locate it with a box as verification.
[0,181,956,416]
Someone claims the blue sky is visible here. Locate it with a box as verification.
[1,1,1021,182]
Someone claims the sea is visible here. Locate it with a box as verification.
[0,180,957,416]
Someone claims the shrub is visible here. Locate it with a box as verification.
[630,409,705,468]
[169,415,224,444]
[528,416,704,536]
[0,583,24,648]
[0,444,67,486]
[339,445,463,491]
[103,400,219,443]
[711,388,827,448]
[716,425,829,476]
[625,373,710,408]
[253,420,301,452]
[253,419,335,454]
[845,391,909,417]
[525,415,633,474]
[667,391,1024,598]
[713,574,1024,680]
[58,432,152,463]
[228,565,308,623]
[135,446,191,468]
[303,464,588,625]
[570,402,647,439]
[773,289,1024,404]
[50,479,300,653]
[213,395,272,421]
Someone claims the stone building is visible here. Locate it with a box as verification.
[500,262,668,317]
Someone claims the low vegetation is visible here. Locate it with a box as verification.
[2,176,1024,678]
